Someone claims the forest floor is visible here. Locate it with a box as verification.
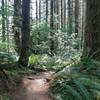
[9,71,54,100]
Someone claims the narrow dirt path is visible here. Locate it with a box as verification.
[10,72,53,100]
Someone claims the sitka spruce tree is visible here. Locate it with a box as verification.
[18,0,30,67]
[83,0,100,60]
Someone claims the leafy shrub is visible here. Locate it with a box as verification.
[31,23,81,59]
[31,23,50,54]
[38,54,73,71]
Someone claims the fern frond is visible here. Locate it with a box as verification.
[78,78,100,91]
[64,85,83,100]
[73,79,92,100]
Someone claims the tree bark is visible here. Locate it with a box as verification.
[18,0,30,66]
[39,0,41,23]
[61,0,64,31]
[5,0,9,53]
[36,0,38,24]
[13,0,22,55]
[2,0,6,42]
[75,0,79,33]
[83,0,100,60]
[67,0,73,34]
[50,0,55,56]
[57,0,60,30]
[46,0,48,23]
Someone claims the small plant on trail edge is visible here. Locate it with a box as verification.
[28,54,40,65]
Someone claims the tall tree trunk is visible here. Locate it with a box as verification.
[64,0,66,31]
[81,0,86,49]
[67,0,73,34]
[83,0,100,60]
[5,0,9,52]
[57,0,60,30]
[2,0,6,42]
[61,0,64,31]
[18,0,30,66]
[75,0,79,33]
[46,0,48,23]
[39,0,41,23]
[50,0,55,56]
[13,0,22,55]
[54,0,57,30]
[36,0,38,24]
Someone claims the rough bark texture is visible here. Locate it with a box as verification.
[67,0,73,34]
[50,0,55,56]
[46,0,48,23]
[61,0,64,30]
[2,0,6,42]
[64,0,66,31]
[39,0,41,22]
[57,0,60,30]
[5,0,9,52]
[13,0,22,55]
[36,0,38,24]
[75,0,79,33]
[18,0,30,66]
[83,0,100,59]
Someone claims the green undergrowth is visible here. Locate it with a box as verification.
[0,93,10,100]
[28,54,80,72]
[50,58,100,100]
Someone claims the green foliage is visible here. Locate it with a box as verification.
[0,52,17,64]
[50,59,100,100]
[31,22,80,58]
[38,54,74,71]
[0,93,10,100]
[28,54,40,65]
[0,42,7,52]
[31,23,50,54]
[51,74,100,100]
[0,5,13,15]
[81,57,92,66]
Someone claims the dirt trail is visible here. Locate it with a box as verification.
[10,72,54,100]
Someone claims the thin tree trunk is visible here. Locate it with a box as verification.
[50,0,55,56]
[5,0,9,53]
[61,0,64,31]
[2,0,6,42]
[67,0,73,34]
[39,0,41,23]
[64,0,66,31]
[57,0,60,30]
[75,0,79,33]
[46,0,48,23]
[36,0,38,24]
[54,0,57,30]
